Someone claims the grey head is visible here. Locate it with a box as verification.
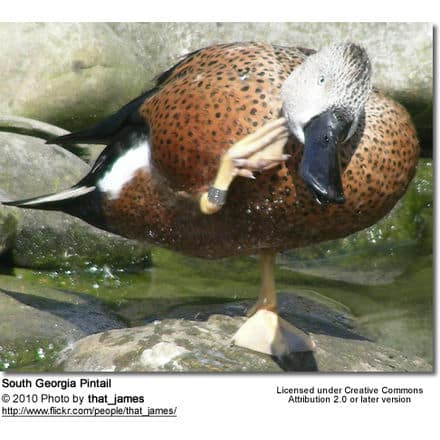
[281,42,372,204]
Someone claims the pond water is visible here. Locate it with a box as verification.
[3,239,431,372]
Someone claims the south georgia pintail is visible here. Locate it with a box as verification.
[2,42,419,357]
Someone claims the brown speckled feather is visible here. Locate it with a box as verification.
[94,42,419,258]
[138,43,307,192]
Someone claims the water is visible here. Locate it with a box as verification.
[2,239,431,372]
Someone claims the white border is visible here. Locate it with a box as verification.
[0,1,437,21]
[0,2,437,437]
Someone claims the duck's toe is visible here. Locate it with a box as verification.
[232,309,315,356]
[199,117,290,215]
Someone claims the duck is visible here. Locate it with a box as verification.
[3,41,419,357]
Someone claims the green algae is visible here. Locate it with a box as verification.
[0,339,61,372]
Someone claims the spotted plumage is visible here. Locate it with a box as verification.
[5,42,419,259]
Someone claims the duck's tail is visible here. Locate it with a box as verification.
[2,185,94,210]
[1,185,107,230]
[2,89,154,231]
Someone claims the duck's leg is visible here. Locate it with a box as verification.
[199,117,289,214]
[232,251,315,356]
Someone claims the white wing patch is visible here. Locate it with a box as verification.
[97,138,152,199]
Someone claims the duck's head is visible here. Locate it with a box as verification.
[281,42,372,205]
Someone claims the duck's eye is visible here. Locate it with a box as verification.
[318,75,325,85]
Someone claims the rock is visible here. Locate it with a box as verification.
[0,130,89,197]
[0,23,145,132]
[0,130,150,270]
[57,293,432,372]
[0,216,16,256]
[0,191,17,256]
[0,273,125,370]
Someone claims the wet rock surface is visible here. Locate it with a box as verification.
[0,273,125,370]
[57,293,432,373]
[0,276,125,343]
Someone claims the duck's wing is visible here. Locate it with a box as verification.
[46,90,154,146]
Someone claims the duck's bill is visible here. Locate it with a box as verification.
[300,109,348,205]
